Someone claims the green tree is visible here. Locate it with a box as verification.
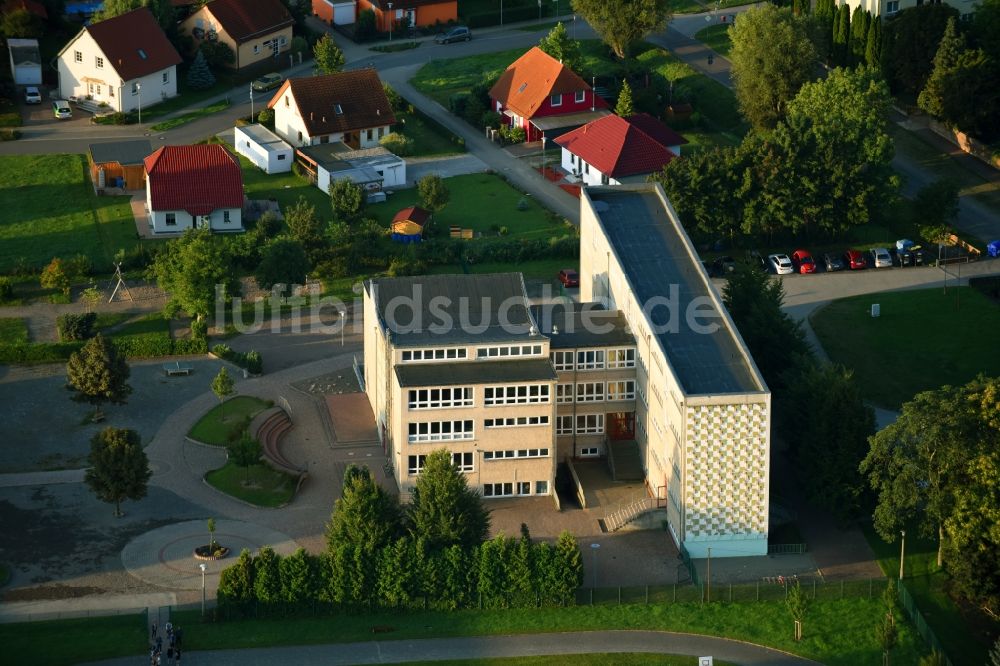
[849,6,869,65]
[408,449,490,551]
[284,197,324,248]
[508,527,536,608]
[313,34,345,74]
[918,651,947,666]
[84,427,151,517]
[729,5,817,129]
[377,537,414,608]
[813,0,836,61]
[973,0,1000,58]
[211,366,235,419]
[40,257,71,296]
[914,179,960,236]
[875,611,898,665]
[553,531,583,605]
[227,431,261,482]
[66,334,132,419]
[355,8,377,41]
[477,535,510,608]
[254,546,283,605]
[200,40,235,68]
[279,547,318,603]
[614,80,635,117]
[882,4,958,94]
[570,0,671,59]
[0,8,41,37]
[149,228,234,320]
[329,178,366,223]
[439,544,474,610]
[918,17,965,118]
[94,0,174,30]
[865,16,883,67]
[786,580,808,640]
[832,3,850,65]
[207,517,217,550]
[185,48,216,90]
[989,636,1000,666]
[538,21,581,72]
[326,464,402,553]
[217,548,255,603]
[255,237,311,297]
[417,174,450,214]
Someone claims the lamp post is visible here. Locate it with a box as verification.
[250,83,254,122]
[706,547,712,602]
[136,82,142,127]
[541,135,547,176]
[339,308,346,346]
[899,530,906,581]
[199,563,207,616]
[500,0,504,25]
[388,2,393,41]
[590,542,600,588]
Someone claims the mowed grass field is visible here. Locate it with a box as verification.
[0,154,140,273]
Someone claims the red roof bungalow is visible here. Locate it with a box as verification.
[489,47,609,143]
[554,113,688,186]
[144,145,245,234]
[391,206,431,243]
[350,0,458,32]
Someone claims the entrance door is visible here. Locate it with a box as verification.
[606,412,635,440]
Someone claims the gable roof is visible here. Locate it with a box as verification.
[7,38,40,67]
[268,69,396,137]
[200,0,293,42]
[488,47,596,119]
[627,112,689,148]
[554,114,682,179]
[143,145,244,216]
[3,0,48,18]
[77,8,182,82]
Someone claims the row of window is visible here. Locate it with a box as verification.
[556,414,605,435]
[483,384,550,405]
[483,415,549,428]
[476,344,543,359]
[483,480,549,497]
[407,420,475,443]
[408,452,473,475]
[482,448,549,460]
[556,380,636,403]
[401,348,468,362]
[164,211,231,227]
[549,90,587,107]
[551,348,636,371]
[408,387,474,410]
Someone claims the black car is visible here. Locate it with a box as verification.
[749,250,768,273]
[823,252,846,271]
[711,256,737,277]
[434,26,471,43]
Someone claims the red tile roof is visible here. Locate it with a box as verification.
[489,47,597,120]
[84,8,182,82]
[554,114,683,179]
[201,0,293,43]
[3,0,47,18]
[391,206,431,227]
[144,145,244,216]
[268,69,396,137]
[627,112,689,149]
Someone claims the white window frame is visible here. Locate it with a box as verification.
[536,480,549,494]
[95,56,103,68]
[483,482,514,497]
[163,71,169,84]
[556,383,574,404]
[165,212,176,226]
[131,82,139,95]
[576,413,604,434]
[606,380,636,401]
[223,210,231,224]
[551,350,574,371]
[408,387,474,410]
[580,446,600,457]
[550,93,562,107]
[408,452,473,475]
[575,382,605,403]
[407,420,475,443]
[556,415,573,435]
[483,448,549,460]
[476,344,543,359]
[886,0,899,11]
[74,50,82,63]
[483,384,550,406]
[575,90,586,103]
[576,349,605,370]
[483,415,549,428]
[253,44,261,54]
[401,348,467,362]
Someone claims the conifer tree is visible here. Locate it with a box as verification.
[615,80,635,117]
[185,48,215,90]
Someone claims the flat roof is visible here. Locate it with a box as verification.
[236,123,291,152]
[395,359,557,388]
[89,139,153,166]
[298,142,397,170]
[531,108,612,131]
[530,302,635,349]
[587,187,762,395]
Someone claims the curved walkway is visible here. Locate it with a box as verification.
[84,630,820,666]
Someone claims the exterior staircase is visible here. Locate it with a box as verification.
[607,439,643,481]
[604,496,655,532]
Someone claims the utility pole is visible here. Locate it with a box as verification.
[706,547,712,602]
[898,530,906,581]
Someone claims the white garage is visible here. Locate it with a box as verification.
[7,39,42,86]
[234,124,293,175]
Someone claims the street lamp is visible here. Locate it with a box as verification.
[541,135,547,176]
[199,563,207,616]
[388,2,393,41]
[250,83,254,122]
[339,308,346,346]
[500,0,504,25]
[899,530,906,581]
[589,542,600,588]
[136,82,142,127]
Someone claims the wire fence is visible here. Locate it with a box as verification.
[898,581,954,666]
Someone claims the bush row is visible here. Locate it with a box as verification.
[0,335,207,364]
[212,344,263,375]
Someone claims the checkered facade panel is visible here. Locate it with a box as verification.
[684,402,768,539]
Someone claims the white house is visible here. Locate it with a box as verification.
[235,124,293,174]
[56,7,181,113]
[268,69,395,148]
[144,145,245,234]
[297,143,406,199]
[7,38,42,86]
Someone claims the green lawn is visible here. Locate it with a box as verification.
[395,106,466,157]
[407,657,735,666]
[205,461,296,507]
[863,524,997,665]
[371,41,422,53]
[239,154,331,216]
[810,287,1000,409]
[93,312,134,333]
[0,613,147,666]
[0,155,141,273]
[695,24,733,57]
[150,100,230,132]
[367,173,567,239]
[188,396,273,446]
[668,0,707,14]
[412,47,527,107]
[516,21,561,32]
[0,318,29,344]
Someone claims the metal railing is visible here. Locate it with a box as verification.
[604,496,654,532]
[898,581,954,666]
[767,543,807,555]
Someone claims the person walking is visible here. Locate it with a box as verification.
[151,621,157,642]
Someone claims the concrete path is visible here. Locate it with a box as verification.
[403,153,489,185]
[83,630,820,666]
[0,592,175,624]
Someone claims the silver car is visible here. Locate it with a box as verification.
[870,247,892,268]
[52,100,72,119]
[24,86,42,104]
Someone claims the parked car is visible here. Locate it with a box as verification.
[768,253,794,275]
[823,252,845,271]
[790,249,816,274]
[711,256,737,277]
[894,239,924,266]
[844,249,866,270]
[558,268,579,288]
[251,72,283,92]
[435,26,472,43]
[24,86,41,104]
[749,250,768,273]
[870,247,892,268]
[52,100,72,119]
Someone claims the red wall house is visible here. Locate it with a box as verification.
[356,0,457,31]
[489,47,608,142]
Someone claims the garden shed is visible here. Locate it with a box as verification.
[391,206,430,243]
[88,139,152,192]
[234,124,293,175]
[7,38,42,86]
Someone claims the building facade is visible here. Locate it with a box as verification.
[181,0,294,70]
[842,0,975,17]
[143,145,244,234]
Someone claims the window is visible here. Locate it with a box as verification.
[401,348,467,362]
[253,44,261,54]
[407,420,474,443]
[131,82,139,95]
[165,213,176,226]
[277,154,286,160]
[285,95,290,107]
[366,129,373,141]
[584,162,590,174]
[601,174,610,185]
[162,71,169,84]
[550,93,562,107]
[606,380,636,401]
[556,415,573,435]
[87,83,93,94]
[556,383,574,404]
[408,452,473,475]
[518,82,528,93]
[297,130,303,142]
[551,350,574,371]
[138,48,147,60]
[536,480,549,494]
[483,482,514,497]
[74,50,82,63]
[95,85,101,96]
[476,344,542,359]
[607,348,636,369]
[576,413,604,434]
[576,382,604,402]
[580,447,599,457]
[223,210,231,224]
[576,349,605,370]
[96,56,103,68]
[886,0,899,10]
[575,90,586,103]
[483,448,549,460]
[334,103,343,114]
[109,87,114,97]
[483,416,549,428]
[483,384,550,406]
[279,36,287,46]
[408,387,473,410]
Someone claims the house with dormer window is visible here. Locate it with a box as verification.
[489,47,610,143]
[56,7,181,113]
[180,0,294,71]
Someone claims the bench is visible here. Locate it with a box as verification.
[163,362,194,376]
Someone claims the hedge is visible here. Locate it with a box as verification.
[212,344,263,375]
[465,5,547,28]
[0,336,208,364]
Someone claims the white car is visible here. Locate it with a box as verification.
[870,247,892,268]
[768,253,794,275]
[24,86,41,104]
[52,99,72,119]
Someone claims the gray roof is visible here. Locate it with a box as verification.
[89,140,153,166]
[236,123,291,153]
[395,359,557,388]
[367,273,543,347]
[587,187,763,395]
[9,41,41,67]
[531,302,635,349]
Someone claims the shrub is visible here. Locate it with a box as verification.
[481,110,502,129]
[57,312,98,341]
[65,253,93,279]
[0,129,21,141]
[257,108,274,128]
[380,132,413,156]
[0,277,13,302]
[190,318,208,340]
[499,125,527,144]
[383,82,404,114]
[212,343,263,375]
[355,8,377,41]
[0,342,83,363]
[448,92,470,118]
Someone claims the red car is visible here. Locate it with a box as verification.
[558,268,579,288]
[790,249,816,274]
[844,249,867,270]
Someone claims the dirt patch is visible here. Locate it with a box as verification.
[3,583,107,601]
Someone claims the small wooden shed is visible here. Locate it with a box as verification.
[88,139,152,192]
[391,206,431,244]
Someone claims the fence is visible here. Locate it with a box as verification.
[898,581,954,666]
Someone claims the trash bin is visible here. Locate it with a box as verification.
[988,240,1000,258]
